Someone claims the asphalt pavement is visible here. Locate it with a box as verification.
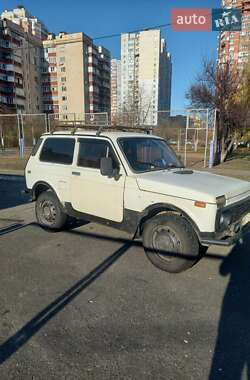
[0,175,30,210]
[0,176,250,379]
[0,201,250,380]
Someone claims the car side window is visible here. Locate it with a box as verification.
[31,138,43,156]
[77,139,118,169]
[40,138,75,164]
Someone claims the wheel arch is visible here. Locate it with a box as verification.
[32,181,58,201]
[138,203,200,239]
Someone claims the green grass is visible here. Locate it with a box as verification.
[0,155,28,171]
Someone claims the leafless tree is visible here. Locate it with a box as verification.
[113,87,153,128]
[186,58,248,163]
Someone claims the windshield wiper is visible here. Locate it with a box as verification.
[164,164,185,169]
[139,161,184,170]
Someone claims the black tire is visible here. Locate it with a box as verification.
[35,190,68,231]
[142,213,200,273]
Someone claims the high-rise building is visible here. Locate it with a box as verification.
[121,30,172,126]
[42,32,110,115]
[0,19,24,112]
[0,18,43,113]
[88,45,111,113]
[159,39,172,113]
[1,6,49,40]
[218,0,250,71]
[111,59,121,122]
[0,7,110,116]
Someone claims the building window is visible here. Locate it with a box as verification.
[61,86,67,91]
[62,96,67,101]
[49,57,56,64]
[59,57,65,64]
[60,67,66,72]
[61,77,66,82]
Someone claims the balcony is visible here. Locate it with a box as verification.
[15,87,25,96]
[5,63,14,71]
[0,74,15,82]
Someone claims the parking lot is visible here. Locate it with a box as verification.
[0,180,250,380]
[0,176,250,379]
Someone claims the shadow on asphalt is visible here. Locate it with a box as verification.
[0,221,229,262]
[0,222,250,376]
[209,233,250,380]
[0,231,132,364]
[0,223,26,236]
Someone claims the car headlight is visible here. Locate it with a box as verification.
[219,212,232,229]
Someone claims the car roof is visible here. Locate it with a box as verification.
[42,130,162,140]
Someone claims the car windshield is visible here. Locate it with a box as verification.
[119,137,183,173]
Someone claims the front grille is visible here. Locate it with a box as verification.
[229,197,250,223]
[216,196,250,232]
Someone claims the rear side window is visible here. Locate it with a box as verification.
[31,138,43,156]
[78,139,118,169]
[40,138,75,164]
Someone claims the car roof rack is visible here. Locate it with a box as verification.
[96,124,153,135]
[49,122,153,136]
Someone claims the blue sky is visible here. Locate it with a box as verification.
[1,0,221,110]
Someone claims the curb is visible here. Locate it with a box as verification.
[0,170,24,176]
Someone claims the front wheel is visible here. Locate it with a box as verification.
[142,213,200,273]
[35,190,68,231]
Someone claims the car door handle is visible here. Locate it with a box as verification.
[72,171,81,176]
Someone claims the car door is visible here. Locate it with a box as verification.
[70,137,126,222]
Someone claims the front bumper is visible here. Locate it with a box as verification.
[200,220,250,247]
[199,196,250,247]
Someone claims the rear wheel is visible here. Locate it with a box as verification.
[35,190,68,231]
[142,213,200,273]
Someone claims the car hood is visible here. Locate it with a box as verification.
[136,169,250,204]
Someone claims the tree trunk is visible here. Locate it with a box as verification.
[220,138,235,163]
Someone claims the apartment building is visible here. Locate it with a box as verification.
[0,18,43,113]
[159,39,172,113]
[218,0,250,70]
[0,19,24,112]
[88,45,111,113]
[1,6,48,40]
[111,59,121,122]
[0,7,111,116]
[121,30,172,126]
[42,32,110,116]
[0,6,49,114]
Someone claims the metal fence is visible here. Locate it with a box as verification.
[151,109,216,168]
[47,112,109,132]
[0,109,216,169]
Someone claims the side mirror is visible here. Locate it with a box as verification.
[100,157,114,177]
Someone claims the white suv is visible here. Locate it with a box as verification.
[25,129,250,273]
